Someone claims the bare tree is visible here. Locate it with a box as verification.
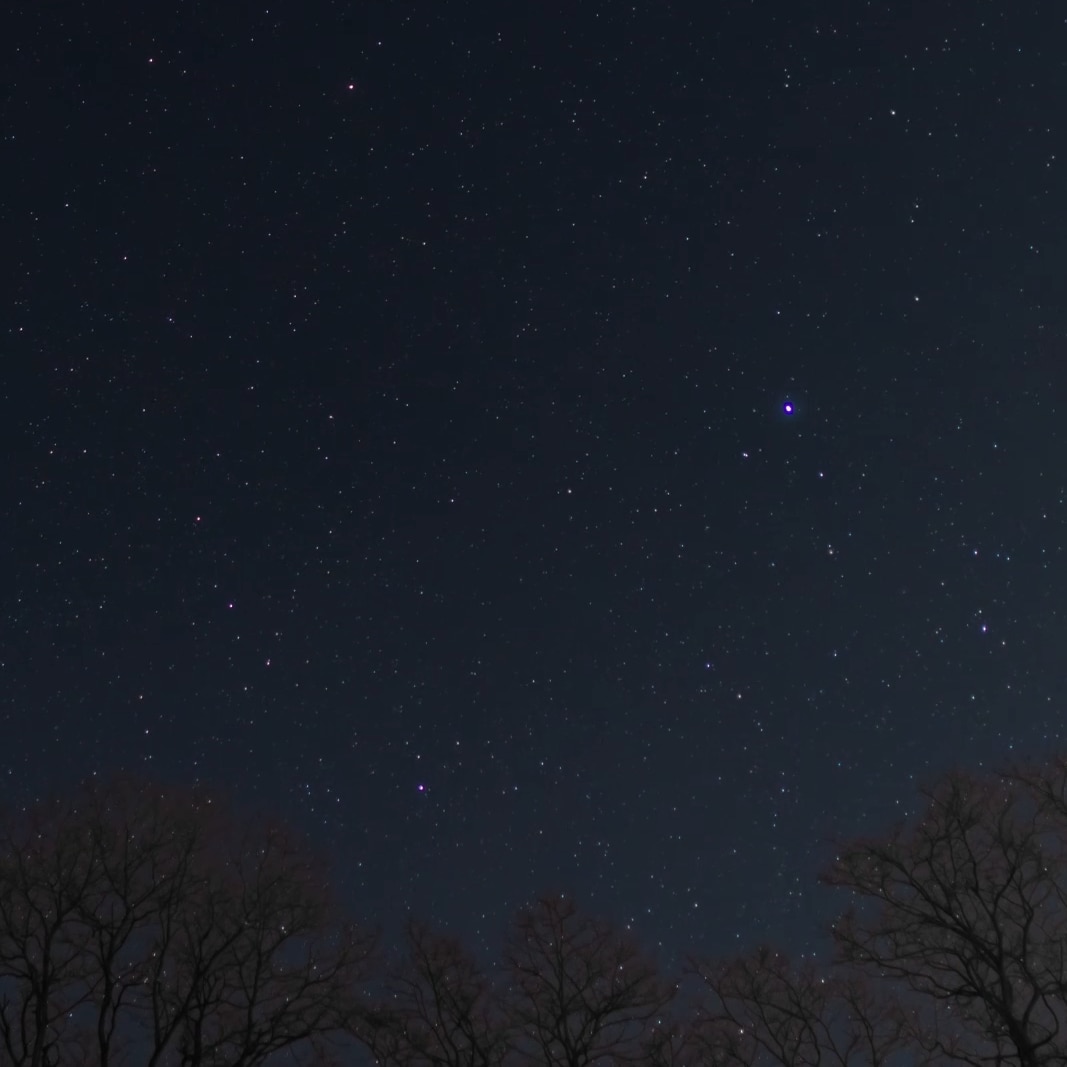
[354,918,509,1067]
[827,971,914,1067]
[502,894,674,1067]
[688,947,823,1067]
[74,779,207,1065]
[641,1009,717,1067]
[159,819,373,1066]
[0,777,376,1067]
[823,768,1067,1067]
[685,946,911,1067]
[0,795,101,1066]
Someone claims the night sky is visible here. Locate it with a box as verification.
[6,2,1067,969]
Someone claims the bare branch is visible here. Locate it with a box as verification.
[502,894,674,1067]
[823,769,1067,1066]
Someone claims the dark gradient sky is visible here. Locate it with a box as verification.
[5,2,1067,967]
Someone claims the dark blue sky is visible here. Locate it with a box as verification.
[5,1,1067,968]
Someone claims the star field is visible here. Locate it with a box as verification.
[5,2,1067,967]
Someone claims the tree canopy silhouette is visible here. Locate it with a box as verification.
[502,894,675,1067]
[10,755,1067,1066]
[0,776,375,1066]
[355,916,510,1067]
[823,759,1067,1066]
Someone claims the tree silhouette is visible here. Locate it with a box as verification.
[355,917,510,1067]
[14,755,1067,1067]
[502,894,674,1067]
[685,946,911,1066]
[823,765,1067,1066]
[0,776,375,1066]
